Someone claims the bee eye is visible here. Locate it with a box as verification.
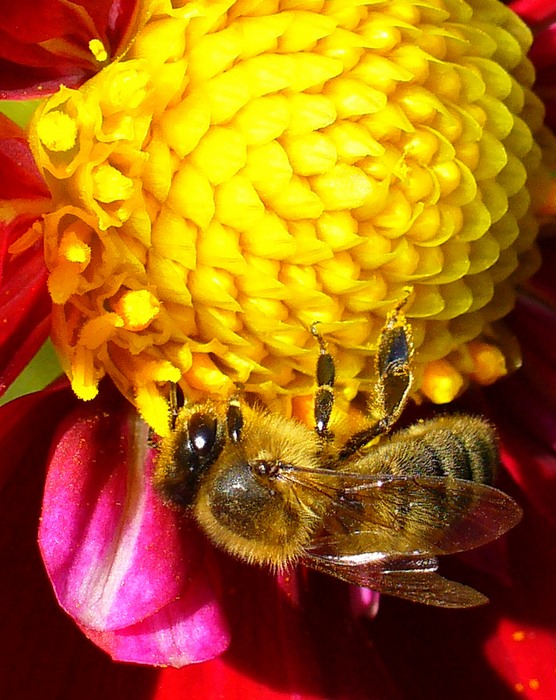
[188,412,218,457]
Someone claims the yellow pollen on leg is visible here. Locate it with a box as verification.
[135,361,183,435]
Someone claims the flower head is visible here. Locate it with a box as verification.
[24,0,556,435]
[3,0,556,691]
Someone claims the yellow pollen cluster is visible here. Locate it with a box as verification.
[28,0,556,435]
[89,39,109,63]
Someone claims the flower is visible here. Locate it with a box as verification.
[22,0,556,436]
[2,0,556,697]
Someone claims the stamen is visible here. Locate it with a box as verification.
[421,360,465,404]
[89,39,108,63]
[36,111,77,152]
[112,290,161,331]
[468,342,508,385]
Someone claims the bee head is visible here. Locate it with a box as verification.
[154,398,320,566]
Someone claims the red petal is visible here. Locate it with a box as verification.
[154,561,400,699]
[510,0,556,23]
[0,115,51,394]
[486,244,556,526]
[0,114,49,199]
[511,0,556,129]
[0,0,140,98]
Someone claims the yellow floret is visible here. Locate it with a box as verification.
[25,0,556,434]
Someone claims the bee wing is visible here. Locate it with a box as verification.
[302,550,488,608]
[281,467,522,556]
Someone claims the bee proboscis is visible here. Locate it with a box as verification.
[154,306,522,607]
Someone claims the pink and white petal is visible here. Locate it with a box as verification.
[79,574,230,668]
[0,384,160,698]
[39,393,206,631]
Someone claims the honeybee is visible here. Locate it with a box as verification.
[154,305,522,607]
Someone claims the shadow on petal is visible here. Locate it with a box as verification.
[155,558,401,700]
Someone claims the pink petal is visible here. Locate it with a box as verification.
[79,574,230,667]
[0,384,161,696]
[39,394,205,631]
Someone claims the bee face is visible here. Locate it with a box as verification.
[154,304,522,606]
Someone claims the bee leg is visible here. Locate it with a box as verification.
[311,323,335,441]
[373,302,414,426]
[149,383,185,446]
[338,304,414,460]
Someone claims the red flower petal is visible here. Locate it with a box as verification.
[486,239,556,527]
[0,115,52,394]
[0,114,48,199]
[154,562,400,700]
[510,0,556,24]
[0,0,140,98]
[511,0,556,129]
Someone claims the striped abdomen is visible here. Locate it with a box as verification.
[357,415,498,485]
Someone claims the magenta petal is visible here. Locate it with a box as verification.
[39,396,203,631]
[79,574,230,668]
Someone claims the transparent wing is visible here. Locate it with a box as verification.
[279,466,522,557]
[303,550,488,608]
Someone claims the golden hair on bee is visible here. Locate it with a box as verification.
[154,305,521,607]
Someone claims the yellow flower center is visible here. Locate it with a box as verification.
[28,0,556,435]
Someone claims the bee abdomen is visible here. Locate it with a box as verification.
[370,415,498,485]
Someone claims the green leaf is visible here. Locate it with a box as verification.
[0,339,62,406]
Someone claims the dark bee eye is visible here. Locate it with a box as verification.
[188,412,218,457]
[161,411,223,509]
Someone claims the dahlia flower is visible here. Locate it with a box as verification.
[1,0,556,698]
